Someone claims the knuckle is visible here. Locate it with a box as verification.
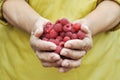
[78,53,83,59]
[37,54,43,60]
[74,61,81,68]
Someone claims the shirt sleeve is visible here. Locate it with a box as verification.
[114,0,120,4]
[97,0,120,4]
[0,0,5,20]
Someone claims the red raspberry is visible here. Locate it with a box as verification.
[55,39,60,45]
[71,33,78,39]
[44,22,53,33]
[60,32,65,38]
[71,28,76,33]
[72,23,81,32]
[63,36,71,42]
[55,46,62,54]
[59,41,65,47]
[41,18,87,56]
[49,39,56,44]
[56,36,63,41]
[44,33,50,39]
[65,32,72,38]
[60,18,70,25]
[49,39,60,45]
[63,23,72,32]
[54,23,63,32]
[55,19,61,24]
[77,31,86,40]
[49,29,58,38]
[46,22,52,25]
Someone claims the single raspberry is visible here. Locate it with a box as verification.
[49,39,59,45]
[55,46,62,54]
[59,41,65,47]
[49,39,56,44]
[63,36,71,42]
[77,31,86,40]
[56,36,63,41]
[60,18,70,25]
[46,22,52,25]
[49,29,58,38]
[71,28,76,33]
[54,23,63,32]
[44,33,50,39]
[63,23,72,32]
[55,19,61,24]
[60,32,65,38]
[72,23,81,32]
[44,22,53,33]
[71,33,78,39]
[65,32,73,38]
[55,39,60,45]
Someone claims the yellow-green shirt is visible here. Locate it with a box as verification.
[0,0,120,80]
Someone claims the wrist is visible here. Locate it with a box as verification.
[81,18,96,36]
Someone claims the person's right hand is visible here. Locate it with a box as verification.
[30,18,62,67]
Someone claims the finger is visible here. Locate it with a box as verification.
[30,36,56,51]
[60,48,86,59]
[58,67,71,73]
[41,59,63,67]
[64,38,92,50]
[61,59,81,68]
[31,27,43,38]
[36,51,61,62]
[81,24,92,42]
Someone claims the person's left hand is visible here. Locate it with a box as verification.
[58,20,93,72]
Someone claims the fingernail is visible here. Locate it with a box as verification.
[83,25,89,30]
[35,29,41,37]
[59,68,64,73]
[61,52,67,56]
[50,46,56,50]
[82,52,86,56]
[64,62,69,66]
[35,29,39,34]
[80,52,86,57]
[52,56,60,60]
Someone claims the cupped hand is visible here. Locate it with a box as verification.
[58,20,93,72]
[30,18,62,67]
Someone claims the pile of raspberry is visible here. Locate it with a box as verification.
[40,18,86,54]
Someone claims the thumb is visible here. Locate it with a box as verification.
[81,24,90,34]
[31,18,49,37]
